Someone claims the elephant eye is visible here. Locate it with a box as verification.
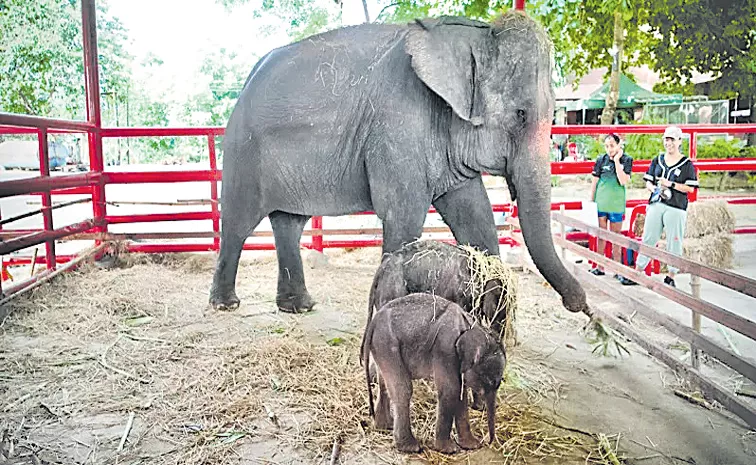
[516,109,527,124]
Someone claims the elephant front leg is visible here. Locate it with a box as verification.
[270,211,315,313]
[432,177,499,254]
[378,204,431,254]
[454,393,482,450]
[432,370,463,454]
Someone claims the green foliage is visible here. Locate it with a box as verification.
[0,0,132,120]
[0,0,83,117]
[184,48,251,127]
[570,135,604,160]
[379,0,510,24]
[533,0,654,87]
[640,0,756,102]
[696,138,745,159]
[740,146,756,159]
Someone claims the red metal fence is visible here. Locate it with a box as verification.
[1,0,756,304]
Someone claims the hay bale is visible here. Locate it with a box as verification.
[632,200,735,240]
[683,234,734,269]
[657,233,734,271]
[685,200,735,238]
[633,213,645,237]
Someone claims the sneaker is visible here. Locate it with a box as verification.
[664,276,676,287]
[618,276,638,286]
[590,268,605,276]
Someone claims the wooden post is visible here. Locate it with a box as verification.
[691,274,702,369]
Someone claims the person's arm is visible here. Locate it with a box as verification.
[659,177,695,193]
[642,157,658,192]
[590,156,601,201]
[614,151,631,186]
[660,161,698,193]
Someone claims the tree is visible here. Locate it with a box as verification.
[0,0,133,120]
[0,0,83,116]
[184,48,253,127]
[641,0,756,134]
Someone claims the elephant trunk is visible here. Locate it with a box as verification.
[512,119,588,314]
[486,390,497,444]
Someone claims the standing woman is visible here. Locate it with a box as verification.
[621,126,699,287]
[589,133,633,278]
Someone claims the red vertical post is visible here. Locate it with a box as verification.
[514,0,525,9]
[208,133,221,251]
[689,130,698,202]
[312,216,323,252]
[38,129,57,269]
[82,0,107,244]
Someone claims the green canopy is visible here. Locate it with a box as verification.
[565,73,683,111]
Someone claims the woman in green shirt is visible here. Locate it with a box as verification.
[589,133,633,278]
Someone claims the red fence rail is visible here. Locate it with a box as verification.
[2,124,755,264]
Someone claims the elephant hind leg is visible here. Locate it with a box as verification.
[210,210,265,310]
[373,349,419,452]
[374,368,394,430]
[269,211,315,313]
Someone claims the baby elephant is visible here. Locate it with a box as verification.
[367,240,516,346]
[362,293,506,454]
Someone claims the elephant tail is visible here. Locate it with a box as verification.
[360,264,383,365]
[362,319,376,418]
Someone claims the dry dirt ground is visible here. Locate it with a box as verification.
[1,247,755,465]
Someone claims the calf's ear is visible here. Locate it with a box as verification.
[456,329,486,373]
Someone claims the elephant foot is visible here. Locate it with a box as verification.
[395,435,421,453]
[456,433,482,450]
[432,438,459,454]
[209,290,240,311]
[276,291,315,313]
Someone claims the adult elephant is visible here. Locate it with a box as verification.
[210,10,588,315]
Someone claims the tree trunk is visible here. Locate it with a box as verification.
[600,11,624,125]
[361,0,370,23]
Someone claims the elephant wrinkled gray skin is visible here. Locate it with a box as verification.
[362,293,505,453]
[365,240,515,343]
[209,10,587,316]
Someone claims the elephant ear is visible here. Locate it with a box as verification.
[456,328,487,373]
[406,17,488,126]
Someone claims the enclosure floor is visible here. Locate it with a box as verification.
[1,248,754,465]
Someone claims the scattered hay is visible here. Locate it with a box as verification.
[461,245,519,347]
[0,255,627,464]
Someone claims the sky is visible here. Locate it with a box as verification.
[108,0,385,104]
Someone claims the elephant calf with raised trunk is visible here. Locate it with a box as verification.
[362,293,505,454]
[209,10,587,317]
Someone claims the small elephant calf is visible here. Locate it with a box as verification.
[362,293,505,453]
